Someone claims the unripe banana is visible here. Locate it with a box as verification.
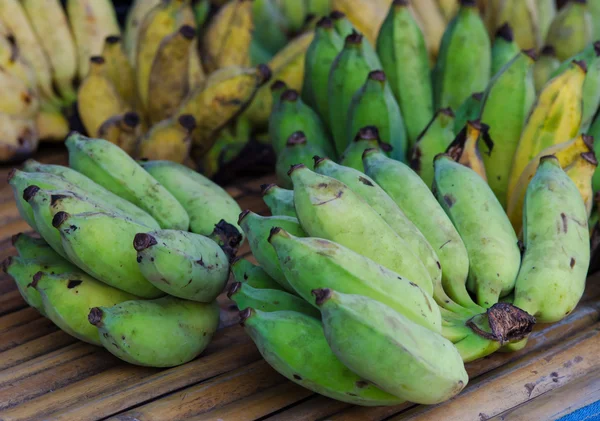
[411,108,456,188]
[289,164,434,295]
[377,0,434,147]
[315,289,468,404]
[408,0,447,62]
[276,132,324,189]
[252,0,290,55]
[138,114,196,163]
[231,257,285,291]
[565,152,597,217]
[495,0,540,51]
[0,114,38,164]
[140,159,243,236]
[453,92,483,133]
[589,113,600,192]
[261,183,296,217]
[66,134,189,230]
[330,10,382,69]
[513,156,590,323]
[238,210,306,293]
[240,308,404,406]
[124,0,162,66]
[533,46,560,93]
[537,0,557,42]
[11,232,62,262]
[590,0,600,40]
[580,42,600,133]
[33,270,139,345]
[433,0,491,111]
[491,23,520,76]
[339,126,391,172]
[546,0,593,62]
[445,120,492,182]
[97,112,143,156]
[89,296,220,367]
[229,282,320,317]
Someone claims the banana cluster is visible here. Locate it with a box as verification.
[4,133,245,368]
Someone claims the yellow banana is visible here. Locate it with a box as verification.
[565,151,597,217]
[124,0,162,65]
[0,113,38,163]
[409,0,447,61]
[102,36,138,110]
[546,0,594,62]
[138,114,196,163]
[36,107,70,142]
[0,32,37,89]
[77,56,128,138]
[201,0,253,73]
[445,120,492,182]
[188,40,206,91]
[495,0,540,50]
[0,67,39,118]
[331,0,391,46]
[97,112,143,156]
[436,0,459,21]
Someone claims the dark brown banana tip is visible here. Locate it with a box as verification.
[50,194,68,206]
[238,307,253,326]
[7,168,16,182]
[133,233,158,252]
[312,288,332,306]
[123,112,141,128]
[281,89,299,102]
[179,25,197,39]
[523,48,538,61]
[346,30,363,45]
[238,209,251,225]
[227,282,242,299]
[434,152,453,162]
[51,211,69,228]
[329,10,345,19]
[105,35,121,44]
[270,80,287,91]
[583,134,595,149]
[594,41,600,56]
[440,107,456,117]
[573,0,587,3]
[10,233,21,246]
[22,185,40,202]
[260,183,276,196]
[582,151,598,166]
[467,119,483,130]
[90,56,105,64]
[379,142,394,153]
[304,13,316,25]
[178,114,197,131]
[1,256,12,273]
[573,59,588,73]
[495,23,513,41]
[31,271,44,289]
[313,155,327,167]
[267,226,283,243]
[541,45,556,56]
[257,63,272,85]
[316,16,333,28]
[369,70,386,81]
[287,131,307,146]
[539,154,560,164]
[460,0,477,6]
[356,126,380,142]
[88,307,104,326]
[287,163,306,176]
[362,147,379,159]
[393,0,409,6]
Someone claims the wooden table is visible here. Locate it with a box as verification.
[1,149,599,421]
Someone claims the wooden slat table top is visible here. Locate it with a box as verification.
[0,148,599,421]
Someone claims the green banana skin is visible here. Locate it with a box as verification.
[513,156,590,324]
[315,289,468,404]
[347,70,407,162]
[261,184,296,218]
[240,308,404,406]
[289,164,434,295]
[480,50,537,208]
[433,0,491,111]
[491,23,520,77]
[453,92,483,134]
[11,232,63,263]
[433,154,521,308]
[276,131,325,189]
[65,133,189,230]
[238,210,306,293]
[53,211,165,299]
[588,110,600,192]
[410,108,456,188]
[302,16,344,130]
[533,46,560,93]
[339,126,389,173]
[363,149,477,311]
[328,32,377,156]
[22,159,160,229]
[249,38,274,66]
[269,228,442,332]
[33,271,139,346]
[377,0,434,147]
[453,330,502,363]
[134,227,241,302]
[140,160,243,238]
[330,11,382,69]
[89,296,220,367]
[228,282,320,318]
[252,0,290,55]
[546,0,593,62]
[231,257,285,291]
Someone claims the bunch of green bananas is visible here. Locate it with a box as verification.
[3,132,246,368]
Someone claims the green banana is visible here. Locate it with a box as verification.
[314,289,468,404]
[537,0,557,42]
[66,133,190,231]
[329,11,382,69]
[11,233,62,263]
[491,23,520,76]
[240,308,404,406]
[238,210,306,293]
[347,70,407,162]
[288,164,434,295]
[252,0,290,55]
[140,159,243,238]
[230,258,285,291]
[590,0,600,40]
[52,211,164,299]
[261,184,296,217]
[133,226,241,302]
[276,131,325,189]
[433,0,491,110]
[376,0,434,147]
[269,228,442,332]
[533,46,560,93]
[546,0,593,62]
[88,296,220,367]
[339,126,390,172]
[433,154,520,308]
[32,271,139,346]
[580,42,600,133]
[410,108,456,188]
[589,111,600,192]
[453,92,483,133]
[228,282,320,317]
[480,49,537,208]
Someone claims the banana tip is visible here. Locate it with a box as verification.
[287,131,307,146]
[316,16,333,28]
[573,59,588,73]
[345,31,363,46]
[22,185,40,202]
[369,70,386,82]
[124,112,141,128]
[133,233,158,252]
[313,155,327,167]
[582,151,598,166]
[270,80,287,92]
[179,25,197,40]
[460,0,477,6]
[312,288,332,306]
[356,126,379,142]
[287,163,306,177]
[10,233,21,246]
[281,89,299,102]
[88,307,104,326]
[392,0,409,6]
[523,49,538,61]
[1,256,12,274]
[495,23,513,41]
[267,226,283,243]
[6,168,16,183]
[257,64,272,85]
[260,184,276,196]
[362,148,378,160]
[31,271,44,289]
[90,56,105,65]
[178,114,197,132]
[329,10,345,20]
[583,134,595,149]
[238,209,251,225]
[227,282,242,298]
[105,35,121,44]
[238,307,253,326]
[539,155,560,166]
[541,45,556,56]
[51,211,70,228]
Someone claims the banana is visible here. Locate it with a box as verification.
[536,0,557,42]
[330,0,390,46]
[453,92,484,133]
[409,0,447,63]
[97,112,143,156]
[238,210,306,293]
[565,152,597,217]
[432,0,491,111]
[274,0,308,32]
[445,120,492,182]
[134,227,241,302]
[67,0,121,80]
[0,67,39,118]
[240,308,404,406]
[512,156,590,324]
[261,183,296,217]
[229,282,320,317]
[589,112,600,192]
[0,114,38,163]
[347,70,407,162]
[434,154,520,307]
[507,60,587,204]
[138,114,196,163]
[328,32,378,156]
[590,0,600,39]
[288,164,434,295]
[124,0,162,65]
[32,270,139,345]
[11,232,62,262]
[22,0,78,103]
[495,0,540,51]
[77,57,128,138]
[89,296,220,367]
[437,0,460,21]
[140,159,243,236]
[102,36,138,110]
[339,127,390,172]
[268,89,335,158]
[533,46,560,93]
[411,108,456,188]
[252,0,290,55]
[302,16,344,129]
[231,257,285,290]
[66,133,190,230]
[377,0,434,148]
[276,132,324,189]
[330,10,382,69]
[363,149,476,310]
[0,33,37,89]
[480,50,537,207]
[580,42,600,133]
[314,289,468,404]
[491,23,520,76]
[546,0,593,62]
[36,107,70,142]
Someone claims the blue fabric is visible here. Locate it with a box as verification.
[558,400,600,421]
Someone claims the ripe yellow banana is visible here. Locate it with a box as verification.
[36,107,70,142]
[97,112,143,156]
[445,120,492,182]
[102,36,138,110]
[124,0,162,65]
[0,113,37,163]
[409,0,447,61]
[188,40,206,92]
[495,0,540,50]
[546,0,593,62]
[437,0,460,21]
[565,151,597,217]
[138,114,196,163]
[0,34,37,89]
[331,0,391,46]
[0,67,39,118]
